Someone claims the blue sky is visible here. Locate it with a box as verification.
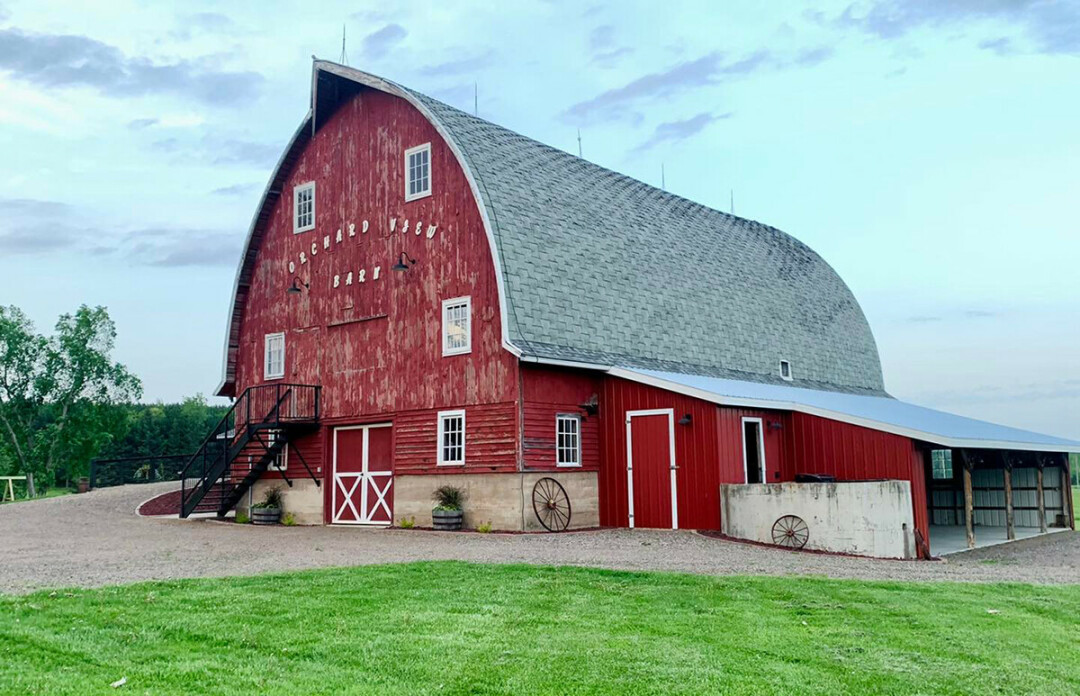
[0,1,1077,438]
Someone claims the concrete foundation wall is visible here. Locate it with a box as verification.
[394,471,599,531]
[720,480,916,559]
[247,478,323,525]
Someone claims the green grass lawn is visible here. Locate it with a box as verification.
[2,563,1079,695]
[0,486,71,505]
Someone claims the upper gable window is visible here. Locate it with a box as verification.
[264,332,285,380]
[405,143,431,202]
[293,181,315,233]
[779,360,793,381]
[442,296,471,356]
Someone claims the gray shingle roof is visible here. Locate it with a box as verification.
[218,62,886,396]
[403,81,885,394]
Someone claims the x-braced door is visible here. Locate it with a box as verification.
[332,424,393,525]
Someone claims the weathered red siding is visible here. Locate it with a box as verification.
[231,88,521,501]
[234,88,517,417]
[394,403,518,473]
[521,366,601,471]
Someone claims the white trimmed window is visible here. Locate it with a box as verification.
[437,410,465,466]
[556,414,581,467]
[293,181,315,233]
[442,296,471,356]
[268,433,288,471]
[264,332,285,380]
[779,360,793,381]
[405,143,431,201]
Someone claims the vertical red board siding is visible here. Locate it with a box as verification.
[628,413,674,528]
[233,88,518,425]
[521,366,601,471]
[599,376,786,530]
[785,412,929,546]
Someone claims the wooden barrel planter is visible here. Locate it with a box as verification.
[251,507,282,525]
[432,509,463,531]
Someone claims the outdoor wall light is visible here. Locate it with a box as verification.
[392,251,418,272]
[286,277,310,295]
[769,421,783,430]
[678,414,692,426]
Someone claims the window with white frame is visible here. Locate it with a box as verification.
[442,296,471,356]
[779,360,793,381]
[437,410,465,465]
[405,143,431,201]
[556,414,581,467]
[268,434,288,471]
[293,181,315,233]
[931,449,953,480]
[264,332,285,380]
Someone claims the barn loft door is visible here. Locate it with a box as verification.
[626,409,678,529]
[332,424,394,525]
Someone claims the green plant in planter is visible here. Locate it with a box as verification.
[432,485,465,531]
[251,487,284,525]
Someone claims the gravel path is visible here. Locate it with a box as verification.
[2,483,1078,594]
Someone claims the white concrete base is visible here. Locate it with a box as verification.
[929,524,1070,556]
[720,480,917,559]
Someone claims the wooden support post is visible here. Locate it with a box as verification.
[1064,453,1075,531]
[1036,456,1047,534]
[960,450,975,550]
[1001,453,1015,541]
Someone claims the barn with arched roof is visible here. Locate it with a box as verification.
[179,60,1077,559]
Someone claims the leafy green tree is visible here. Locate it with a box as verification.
[0,305,141,495]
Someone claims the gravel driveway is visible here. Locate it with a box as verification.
[2,483,1078,594]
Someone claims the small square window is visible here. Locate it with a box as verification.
[931,450,953,480]
[264,332,285,380]
[556,414,581,467]
[293,182,315,233]
[404,143,431,202]
[779,360,792,381]
[438,410,465,466]
[442,296,471,356]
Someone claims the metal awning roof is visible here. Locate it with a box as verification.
[611,367,1080,453]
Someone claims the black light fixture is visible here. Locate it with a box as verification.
[678,413,692,426]
[392,251,417,272]
[769,420,783,430]
[286,277,309,295]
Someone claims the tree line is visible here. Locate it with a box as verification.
[0,304,225,495]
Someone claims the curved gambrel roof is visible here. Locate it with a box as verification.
[217,61,885,396]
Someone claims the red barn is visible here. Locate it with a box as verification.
[181,61,1078,559]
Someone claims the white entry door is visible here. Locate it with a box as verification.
[332,424,393,525]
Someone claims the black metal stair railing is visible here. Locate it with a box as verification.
[179,383,320,518]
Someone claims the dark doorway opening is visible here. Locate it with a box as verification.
[743,419,764,484]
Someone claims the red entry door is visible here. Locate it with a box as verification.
[626,410,677,529]
[332,424,393,525]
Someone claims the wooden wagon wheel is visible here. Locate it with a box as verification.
[532,477,571,532]
[771,515,809,549]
